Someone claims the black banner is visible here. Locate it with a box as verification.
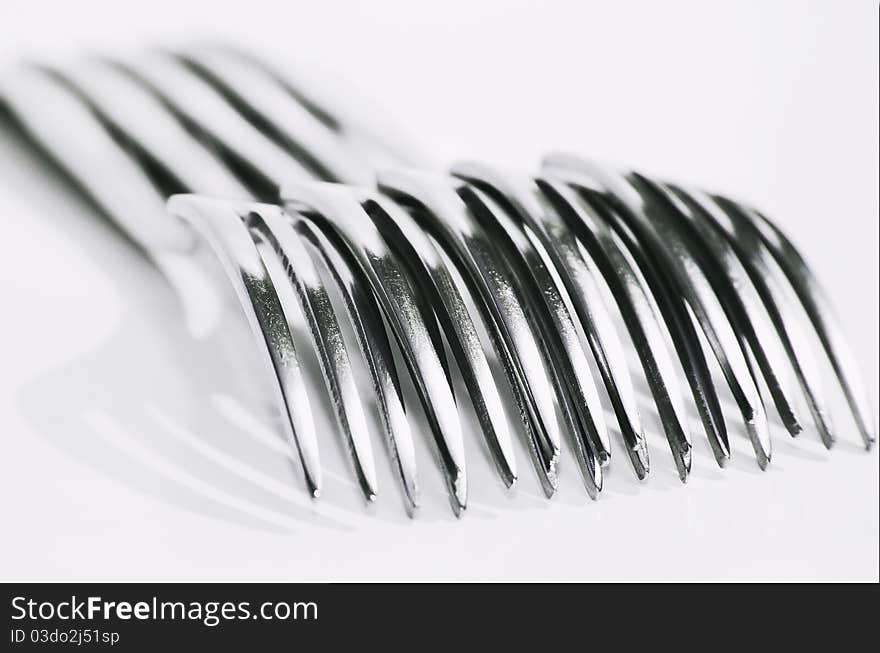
[3,583,877,649]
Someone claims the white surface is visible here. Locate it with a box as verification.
[0,0,877,582]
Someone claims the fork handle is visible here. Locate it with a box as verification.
[0,66,195,254]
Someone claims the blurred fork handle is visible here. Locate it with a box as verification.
[176,47,376,186]
[213,44,437,172]
[0,65,228,336]
[0,65,193,253]
[52,58,253,200]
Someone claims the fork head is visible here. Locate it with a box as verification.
[1,45,873,519]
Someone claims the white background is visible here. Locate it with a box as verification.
[0,0,877,581]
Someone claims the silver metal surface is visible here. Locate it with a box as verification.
[364,193,518,487]
[714,196,876,451]
[166,195,323,496]
[248,208,379,500]
[281,182,468,514]
[295,218,421,514]
[379,170,570,497]
[667,186,835,449]
[452,166,616,479]
[515,171,693,480]
[541,170,732,468]
[543,154,773,469]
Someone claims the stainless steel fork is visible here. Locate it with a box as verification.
[0,45,873,517]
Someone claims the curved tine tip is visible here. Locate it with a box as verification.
[251,207,380,501]
[381,172,560,492]
[286,183,468,514]
[292,215,423,512]
[166,195,324,496]
[742,352,772,470]
[453,472,468,516]
[456,167,620,468]
[585,447,603,499]
[751,420,772,470]
[555,178,694,478]
[370,196,519,488]
[739,203,876,450]
[633,440,651,480]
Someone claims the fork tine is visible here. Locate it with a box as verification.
[453,175,607,493]
[631,174,805,439]
[295,219,420,514]
[247,209,379,500]
[719,199,875,450]
[453,166,629,480]
[167,195,323,496]
[364,195,519,487]
[671,187,836,449]
[379,170,570,497]
[281,182,468,515]
[474,168,692,480]
[452,163,616,466]
[544,174,731,468]
[545,154,772,468]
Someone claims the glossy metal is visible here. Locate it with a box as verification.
[295,219,421,514]
[544,154,772,469]
[247,208,379,500]
[714,197,876,451]
[454,164,650,478]
[379,170,571,497]
[459,167,689,480]
[550,177,732,468]
[280,182,468,515]
[457,179,607,493]
[632,174,804,439]
[667,186,835,448]
[166,196,323,496]
[363,194,518,487]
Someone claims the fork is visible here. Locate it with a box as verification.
[0,45,873,517]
